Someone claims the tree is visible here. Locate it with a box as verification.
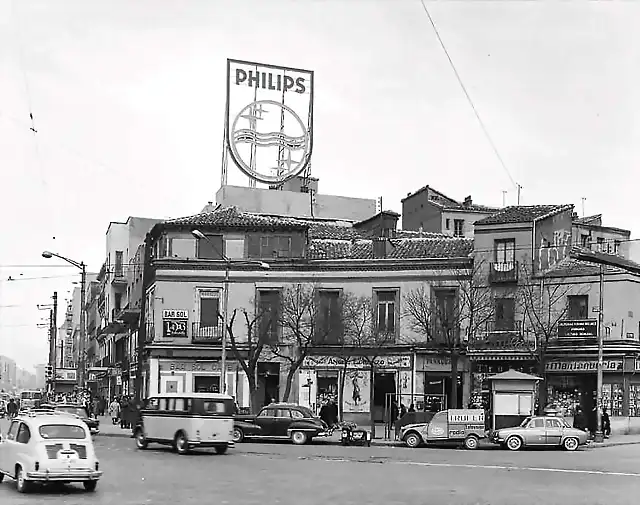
[341,293,395,437]
[403,262,494,409]
[267,283,335,402]
[517,260,592,412]
[221,307,269,414]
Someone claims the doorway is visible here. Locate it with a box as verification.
[373,372,396,422]
[258,362,280,406]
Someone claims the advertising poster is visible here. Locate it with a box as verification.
[342,369,370,413]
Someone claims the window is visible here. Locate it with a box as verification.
[494,239,515,265]
[567,295,588,319]
[16,423,31,444]
[115,251,124,276]
[275,409,291,418]
[597,237,604,252]
[291,410,304,419]
[39,424,86,440]
[545,418,563,429]
[495,298,515,331]
[145,398,160,410]
[193,399,233,415]
[7,421,19,441]
[581,234,590,247]
[530,418,545,428]
[445,218,450,230]
[258,290,281,343]
[114,293,122,313]
[614,240,621,255]
[196,234,224,259]
[433,289,457,339]
[199,291,220,327]
[453,219,464,237]
[247,233,304,259]
[316,290,342,344]
[376,290,397,334]
[258,408,276,417]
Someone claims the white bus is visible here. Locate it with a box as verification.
[133,393,235,455]
[20,390,44,410]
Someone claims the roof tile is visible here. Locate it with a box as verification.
[474,205,573,226]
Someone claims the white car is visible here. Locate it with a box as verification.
[0,411,102,493]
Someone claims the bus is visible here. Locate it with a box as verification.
[20,389,44,410]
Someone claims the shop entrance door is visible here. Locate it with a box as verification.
[374,372,396,423]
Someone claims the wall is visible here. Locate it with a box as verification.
[572,224,630,258]
[216,185,377,222]
[534,209,573,272]
[401,193,442,232]
[441,210,493,238]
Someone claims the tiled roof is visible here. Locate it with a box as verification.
[164,206,309,231]
[308,236,474,260]
[474,205,573,226]
[543,257,631,278]
[443,202,499,213]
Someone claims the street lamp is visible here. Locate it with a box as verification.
[190,229,269,395]
[42,250,87,390]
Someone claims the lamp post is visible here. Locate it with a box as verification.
[42,251,87,390]
[190,230,269,395]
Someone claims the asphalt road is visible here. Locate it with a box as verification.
[1,430,640,505]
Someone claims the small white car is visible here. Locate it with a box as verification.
[0,411,102,493]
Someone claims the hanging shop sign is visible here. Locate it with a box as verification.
[545,359,623,373]
[557,319,598,339]
[416,355,451,372]
[225,59,314,185]
[55,368,78,382]
[302,355,411,370]
[162,309,188,338]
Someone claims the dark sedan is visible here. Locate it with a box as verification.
[54,404,101,435]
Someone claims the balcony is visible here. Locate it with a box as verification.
[469,321,534,352]
[192,322,224,344]
[489,262,518,284]
[144,322,155,343]
[112,265,127,286]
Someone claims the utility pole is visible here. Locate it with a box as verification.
[517,184,522,206]
[502,191,507,208]
[595,264,605,443]
[78,264,87,389]
[581,197,587,218]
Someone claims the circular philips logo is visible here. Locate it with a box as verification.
[228,99,311,185]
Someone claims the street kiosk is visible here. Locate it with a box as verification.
[488,370,541,430]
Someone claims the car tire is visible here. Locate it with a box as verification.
[291,431,308,445]
[463,435,479,450]
[506,436,523,451]
[135,428,148,450]
[174,432,190,455]
[0,471,4,483]
[83,481,98,492]
[232,427,244,444]
[404,432,422,448]
[15,467,29,493]
[563,437,579,452]
[215,445,228,455]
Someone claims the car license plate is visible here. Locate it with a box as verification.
[353,432,363,439]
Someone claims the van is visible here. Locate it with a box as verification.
[133,393,234,455]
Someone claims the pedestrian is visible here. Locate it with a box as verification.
[120,396,131,429]
[602,409,611,438]
[109,398,121,425]
[408,403,416,413]
[400,403,407,418]
[573,407,587,432]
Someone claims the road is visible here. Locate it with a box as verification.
[1,430,640,505]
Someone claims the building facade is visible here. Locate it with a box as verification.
[140,205,475,423]
[0,356,17,393]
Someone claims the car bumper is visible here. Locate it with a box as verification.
[190,441,235,448]
[26,470,103,482]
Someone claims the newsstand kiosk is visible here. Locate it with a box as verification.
[488,370,541,430]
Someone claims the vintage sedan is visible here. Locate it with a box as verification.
[490,415,589,451]
[233,403,332,445]
[53,404,100,435]
[0,411,102,493]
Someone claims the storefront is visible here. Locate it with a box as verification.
[414,354,470,412]
[298,354,413,423]
[544,357,640,419]
[469,357,538,410]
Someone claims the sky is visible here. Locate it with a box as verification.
[1,0,639,371]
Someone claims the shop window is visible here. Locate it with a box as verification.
[196,234,224,259]
[629,385,640,417]
[567,295,588,320]
[602,383,624,416]
[494,298,515,331]
[194,375,220,393]
[375,290,397,336]
[494,393,532,416]
[315,290,343,344]
[258,290,281,343]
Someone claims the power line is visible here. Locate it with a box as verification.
[419,0,518,190]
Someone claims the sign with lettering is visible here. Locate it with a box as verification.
[302,355,411,370]
[159,360,221,373]
[416,355,451,372]
[163,319,188,338]
[469,333,536,352]
[225,59,314,185]
[447,409,485,424]
[55,368,78,382]
[545,360,623,373]
[557,319,597,338]
[163,310,188,320]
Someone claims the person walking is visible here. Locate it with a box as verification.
[109,398,121,425]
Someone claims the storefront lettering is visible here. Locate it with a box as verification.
[302,355,410,370]
[159,360,221,372]
[545,360,622,373]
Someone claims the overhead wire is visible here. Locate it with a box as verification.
[418,0,518,190]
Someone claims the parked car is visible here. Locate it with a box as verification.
[233,403,332,445]
[490,415,589,451]
[0,411,102,493]
[400,409,486,450]
[53,405,100,435]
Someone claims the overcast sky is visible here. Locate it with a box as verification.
[1,0,639,370]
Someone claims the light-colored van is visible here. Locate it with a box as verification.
[133,393,235,455]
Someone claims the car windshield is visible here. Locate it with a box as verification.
[39,424,87,440]
[56,406,89,418]
[519,417,533,427]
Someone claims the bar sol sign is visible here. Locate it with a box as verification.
[162,309,188,338]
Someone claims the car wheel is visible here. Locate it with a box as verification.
[174,432,189,455]
[404,432,422,448]
[135,428,148,450]
[463,435,479,450]
[83,480,98,492]
[506,436,523,451]
[215,445,228,455]
[232,427,244,443]
[15,467,29,493]
[563,437,579,452]
[291,431,308,445]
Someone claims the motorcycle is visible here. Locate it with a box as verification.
[340,421,371,447]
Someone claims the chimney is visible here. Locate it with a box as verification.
[464,196,472,206]
[354,210,400,238]
[372,237,395,259]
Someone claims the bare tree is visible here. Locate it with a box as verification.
[221,307,269,414]
[517,260,592,412]
[403,262,493,409]
[341,293,395,437]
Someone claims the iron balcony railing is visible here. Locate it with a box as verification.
[489,261,519,284]
[191,322,224,344]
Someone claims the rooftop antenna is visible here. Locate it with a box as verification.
[516,184,522,206]
[376,197,382,214]
[502,190,507,208]
[581,197,586,218]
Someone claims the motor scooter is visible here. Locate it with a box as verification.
[340,422,371,447]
